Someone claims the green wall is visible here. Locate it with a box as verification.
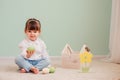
[0,0,112,56]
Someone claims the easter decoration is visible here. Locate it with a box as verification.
[41,67,56,74]
[79,45,93,73]
[61,44,80,69]
[49,67,56,73]
[27,45,35,51]
[42,68,50,74]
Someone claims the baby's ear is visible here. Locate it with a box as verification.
[39,31,41,34]
[39,31,41,35]
[38,29,41,33]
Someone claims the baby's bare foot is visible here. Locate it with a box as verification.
[30,67,39,74]
[20,68,26,73]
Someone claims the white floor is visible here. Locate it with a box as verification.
[0,57,120,80]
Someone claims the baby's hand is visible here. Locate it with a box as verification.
[26,46,35,58]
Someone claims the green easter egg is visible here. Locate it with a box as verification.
[27,46,35,51]
[49,67,55,73]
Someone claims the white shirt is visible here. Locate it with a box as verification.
[19,38,50,61]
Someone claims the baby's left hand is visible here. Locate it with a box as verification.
[26,50,35,58]
[26,46,35,58]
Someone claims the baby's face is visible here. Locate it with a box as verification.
[25,30,40,41]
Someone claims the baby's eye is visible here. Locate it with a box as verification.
[33,31,37,33]
[28,30,31,33]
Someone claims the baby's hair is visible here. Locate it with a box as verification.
[25,18,41,32]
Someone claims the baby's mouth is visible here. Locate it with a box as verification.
[30,36,35,38]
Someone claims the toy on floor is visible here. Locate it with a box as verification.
[42,68,50,74]
[41,67,56,74]
[49,67,55,73]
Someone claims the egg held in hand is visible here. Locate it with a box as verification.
[27,46,35,51]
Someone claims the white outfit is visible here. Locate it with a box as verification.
[19,38,49,61]
[15,38,50,72]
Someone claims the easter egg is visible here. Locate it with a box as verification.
[49,67,55,73]
[27,46,35,51]
[42,68,49,74]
